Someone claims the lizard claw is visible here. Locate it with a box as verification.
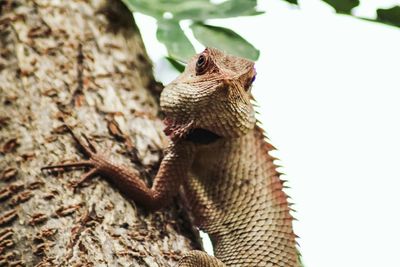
[41,125,100,187]
[41,160,94,172]
[64,125,97,157]
[70,168,99,188]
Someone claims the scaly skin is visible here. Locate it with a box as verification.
[181,125,298,266]
[42,48,299,266]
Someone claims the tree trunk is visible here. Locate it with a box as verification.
[0,0,200,266]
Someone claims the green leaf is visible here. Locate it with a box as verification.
[122,0,164,18]
[322,0,360,14]
[122,0,262,20]
[376,6,400,28]
[172,0,263,20]
[281,0,298,5]
[166,57,186,72]
[191,23,259,61]
[156,20,195,62]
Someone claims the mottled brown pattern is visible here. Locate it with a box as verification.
[43,48,299,266]
[0,0,200,266]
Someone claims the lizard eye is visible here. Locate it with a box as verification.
[245,75,256,91]
[196,54,208,75]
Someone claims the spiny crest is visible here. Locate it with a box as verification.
[253,102,301,258]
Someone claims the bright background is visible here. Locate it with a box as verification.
[135,1,400,266]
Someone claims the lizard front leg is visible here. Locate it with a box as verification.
[41,126,194,210]
[42,127,226,266]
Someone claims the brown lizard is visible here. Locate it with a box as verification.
[42,48,299,266]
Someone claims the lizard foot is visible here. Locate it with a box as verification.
[178,251,226,267]
[41,125,105,188]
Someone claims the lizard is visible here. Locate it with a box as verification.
[42,47,299,267]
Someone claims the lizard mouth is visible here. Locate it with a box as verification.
[163,118,221,144]
[185,128,221,144]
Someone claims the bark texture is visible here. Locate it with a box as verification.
[0,0,200,266]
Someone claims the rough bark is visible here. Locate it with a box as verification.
[0,0,200,266]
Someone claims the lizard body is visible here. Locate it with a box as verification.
[42,48,299,266]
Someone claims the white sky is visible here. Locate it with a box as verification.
[135,1,400,266]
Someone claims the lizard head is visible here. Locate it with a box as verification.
[160,47,257,143]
